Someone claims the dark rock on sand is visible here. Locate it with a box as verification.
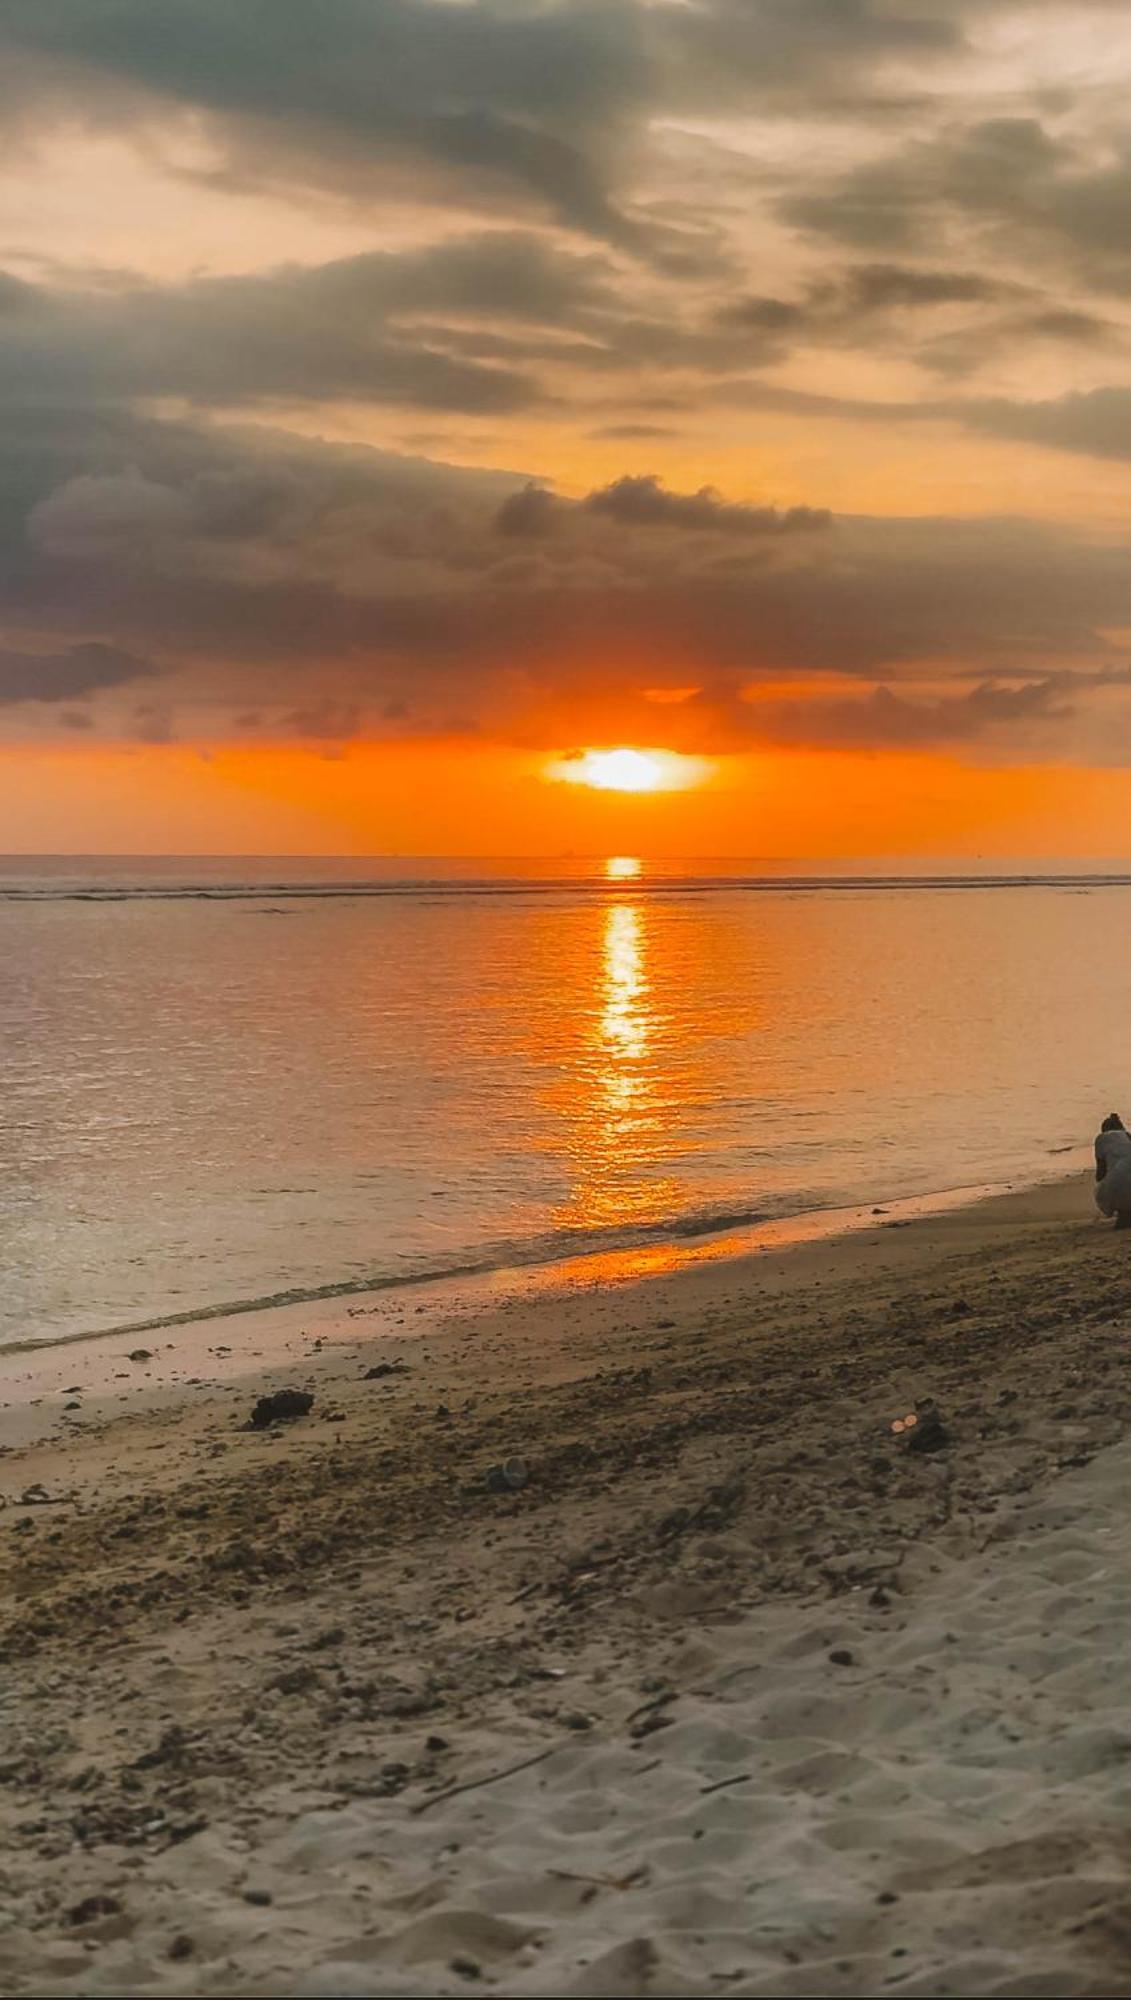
[248,1390,314,1428]
[66,1894,122,1926]
[363,1361,408,1379]
[904,1409,950,1454]
[272,1664,321,1696]
[127,1349,153,1362]
[486,1458,529,1493]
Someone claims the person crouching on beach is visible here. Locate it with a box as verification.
[1095,1112,1131,1230]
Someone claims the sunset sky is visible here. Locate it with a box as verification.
[2,0,1131,856]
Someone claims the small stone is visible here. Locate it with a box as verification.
[451,1956,482,1981]
[426,1734,450,1753]
[564,1712,593,1731]
[168,1935,194,1960]
[271,1665,319,1696]
[904,1410,950,1454]
[244,1889,273,1906]
[486,1457,528,1492]
[248,1389,314,1428]
[829,1649,855,1667]
[66,1894,122,1927]
[127,1349,153,1362]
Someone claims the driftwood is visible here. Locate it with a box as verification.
[411,1742,563,1816]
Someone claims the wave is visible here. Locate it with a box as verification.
[1,1149,1089,1361]
[3,871,1131,904]
[0,1196,789,1356]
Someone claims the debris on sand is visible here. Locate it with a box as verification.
[247,1389,314,1429]
[906,1409,950,1453]
[65,1894,122,1927]
[895,1406,951,1454]
[363,1360,409,1379]
[486,1457,529,1493]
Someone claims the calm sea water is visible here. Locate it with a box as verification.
[1,855,1127,1352]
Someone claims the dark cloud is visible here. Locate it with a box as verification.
[581,473,830,535]
[717,260,1110,382]
[0,397,1126,757]
[752,667,1131,752]
[0,1,1096,262]
[755,676,1071,751]
[494,483,558,537]
[0,0,654,247]
[0,3,1126,762]
[0,638,154,704]
[589,424,677,440]
[782,116,1131,294]
[829,264,1004,313]
[965,387,1131,462]
[0,227,805,419]
[0,239,589,414]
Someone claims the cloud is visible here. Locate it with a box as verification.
[0,397,1128,758]
[494,483,558,538]
[781,115,1131,295]
[0,0,654,246]
[752,676,1069,751]
[0,3,1127,764]
[749,667,1131,753]
[965,386,1131,462]
[0,240,580,414]
[581,473,830,534]
[0,638,154,704]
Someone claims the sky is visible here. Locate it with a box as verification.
[1,0,1131,857]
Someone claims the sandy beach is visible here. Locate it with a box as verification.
[4,1171,1131,1998]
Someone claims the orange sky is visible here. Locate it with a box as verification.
[0,3,1129,855]
[7,737,1131,861]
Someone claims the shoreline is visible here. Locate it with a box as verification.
[5,1163,1131,1996]
[0,1167,1103,1481]
[0,1153,1091,1403]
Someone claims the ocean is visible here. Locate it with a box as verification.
[1,855,1125,1353]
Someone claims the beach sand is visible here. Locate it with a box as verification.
[3,1172,1131,1997]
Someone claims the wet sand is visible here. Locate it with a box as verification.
[4,1171,1131,1997]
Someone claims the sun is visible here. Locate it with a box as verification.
[576,749,664,792]
[547,747,705,793]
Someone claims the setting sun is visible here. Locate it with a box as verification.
[548,748,706,794]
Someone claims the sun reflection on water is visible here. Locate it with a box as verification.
[602,903,648,1074]
[554,886,681,1233]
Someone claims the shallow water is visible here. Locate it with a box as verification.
[0,855,1125,1349]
